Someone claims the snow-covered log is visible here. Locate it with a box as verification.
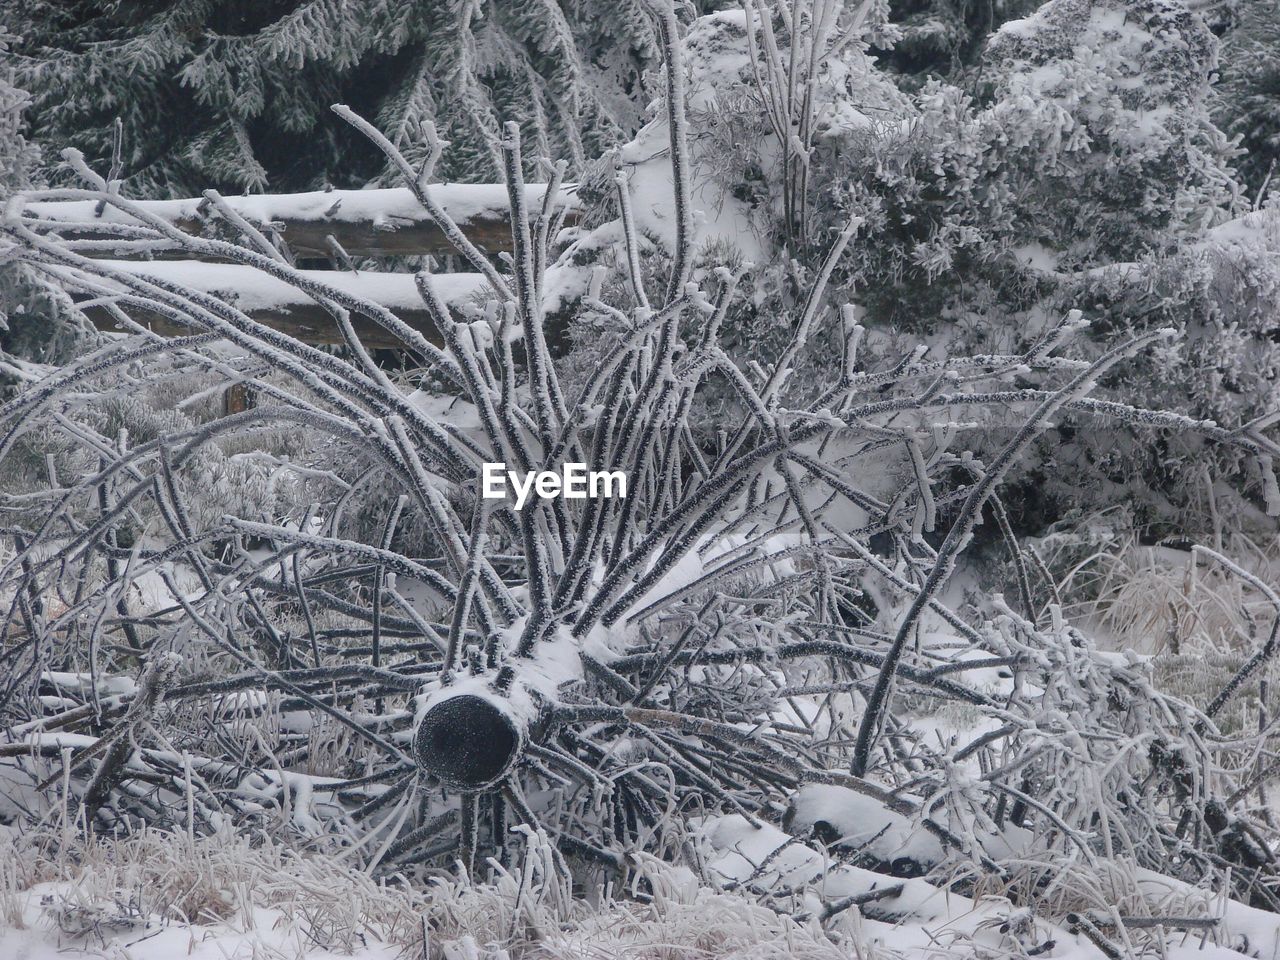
[66,260,490,347]
[24,184,581,260]
[413,691,525,790]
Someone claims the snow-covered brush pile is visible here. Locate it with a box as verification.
[1,0,1280,950]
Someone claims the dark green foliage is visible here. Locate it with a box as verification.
[1215,0,1280,197]
[4,0,664,197]
[875,0,1041,86]
[0,31,88,381]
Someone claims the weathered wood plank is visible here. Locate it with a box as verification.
[26,183,579,260]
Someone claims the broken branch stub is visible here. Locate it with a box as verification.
[413,692,525,791]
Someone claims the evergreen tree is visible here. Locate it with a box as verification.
[867,0,1041,88]
[3,0,667,197]
[0,31,85,386]
[1215,0,1280,197]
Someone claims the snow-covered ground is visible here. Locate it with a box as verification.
[3,815,1280,960]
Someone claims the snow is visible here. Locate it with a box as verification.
[0,883,403,960]
[1207,205,1280,250]
[601,10,909,269]
[27,183,576,233]
[5,7,1280,960]
[57,258,585,329]
[418,621,620,726]
[404,390,484,430]
[699,815,1277,960]
[1135,869,1280,960]
[0,732,102,777]
[1012,242,1061,272]
[622,530,803,622]
[74,260,490,314]
[41,671,137,698]
[616,121,768,266]
[785,783,946,871]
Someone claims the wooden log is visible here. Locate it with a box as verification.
[413,692,525,791]
[73,260,491,349]
[26,183,579,260]
[82,300,439,350]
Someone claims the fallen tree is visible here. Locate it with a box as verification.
[1,0,1279,938]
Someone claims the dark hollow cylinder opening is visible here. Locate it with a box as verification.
[413,693,524,791]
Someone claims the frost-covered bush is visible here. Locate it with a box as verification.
[1030,506,1276,652]
[591,0,1258,534]
[873,0,1043,87]
[981,0,1239,258]
[1042,202,1280,531]
[814,0,1239,321]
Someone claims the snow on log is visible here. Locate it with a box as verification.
[73,260,491,348]
[25,183,580,259]
[698,814,949,924]
[783,783,945,878]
